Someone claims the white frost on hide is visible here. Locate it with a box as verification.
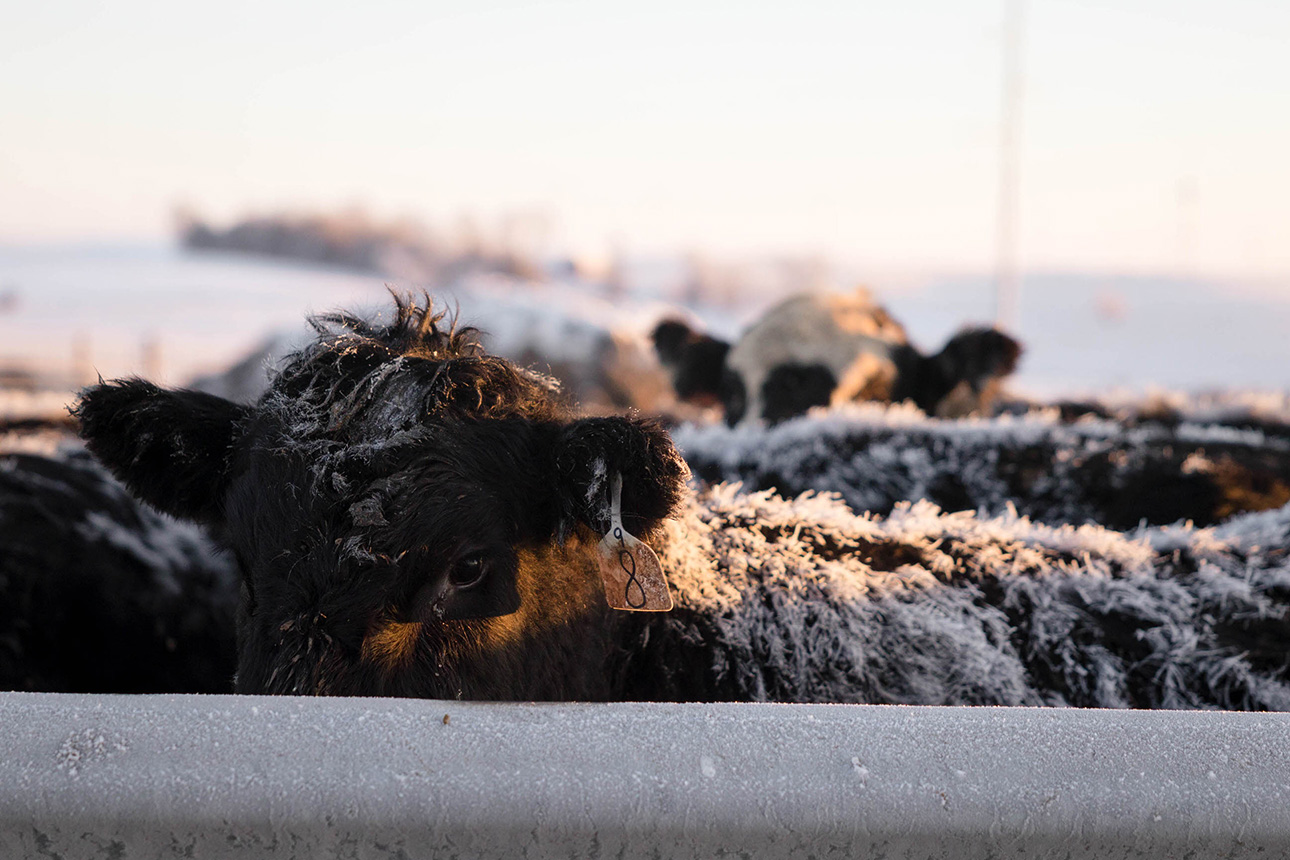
[979,504,1157,573]
[674,401,1278,470]
[1175,422,1275,447]
[1146,503,1290,560]
[4,444,236,603]
[1211,503,1290,551]
[658,487,1041,704]
[585,456,610,521]
[674,401,1290,530]
[338,356,423,434]
[73,501,230,598]
[1079,387,1290,428]
[650,482,1290,709]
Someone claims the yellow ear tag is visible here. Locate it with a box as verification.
[597,474,673,611]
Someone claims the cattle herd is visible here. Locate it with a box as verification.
[3,291,1290,708]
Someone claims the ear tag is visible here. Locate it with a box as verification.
[597,474,673,612]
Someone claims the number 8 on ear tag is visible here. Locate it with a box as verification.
[597,473,673,611]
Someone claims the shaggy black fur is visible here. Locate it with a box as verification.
[0,449,237,692]
[760,363,837,424]
[677,407,1290,529]
[650,319,731,406]
[74,381,252,523]
[78,296,689,698]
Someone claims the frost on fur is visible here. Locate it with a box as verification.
[61,295,1290,708]
[641,487,1290,709]
[676,402,1290,529]
[0,446,237,693]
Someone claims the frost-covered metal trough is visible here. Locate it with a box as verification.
[2,693,1288,859]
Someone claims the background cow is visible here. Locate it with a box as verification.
[654,290,1021,425]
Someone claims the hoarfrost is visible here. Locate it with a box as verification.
[55,728,129,777]
[675,401,1290,530]
[650,481,1290,709]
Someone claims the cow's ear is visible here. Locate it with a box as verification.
[550,416,689,540]
[75,379,251,523]
[932,327,1022,388]
[671,336,731,404]
[651,318,697,366]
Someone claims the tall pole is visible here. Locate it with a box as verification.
[994,0,1025,330]
[1176,175,1198,279]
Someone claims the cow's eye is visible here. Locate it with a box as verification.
[448,554,488,589]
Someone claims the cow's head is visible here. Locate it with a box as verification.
[894,327,1023,418]
[76,298,688,698]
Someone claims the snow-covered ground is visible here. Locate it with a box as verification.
[2,242,1288,398]
[879,272,1290,397]
[676,396,1290,525]
[0,243,391,389]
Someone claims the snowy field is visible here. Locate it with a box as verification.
[2,242,1289,398]
[0,243,391,389]
[881,272,1290,397]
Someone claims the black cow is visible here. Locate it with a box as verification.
[74,296,1290,708]
[0,446,237,692]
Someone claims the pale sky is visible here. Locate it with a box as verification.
[2,0,1287,277]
